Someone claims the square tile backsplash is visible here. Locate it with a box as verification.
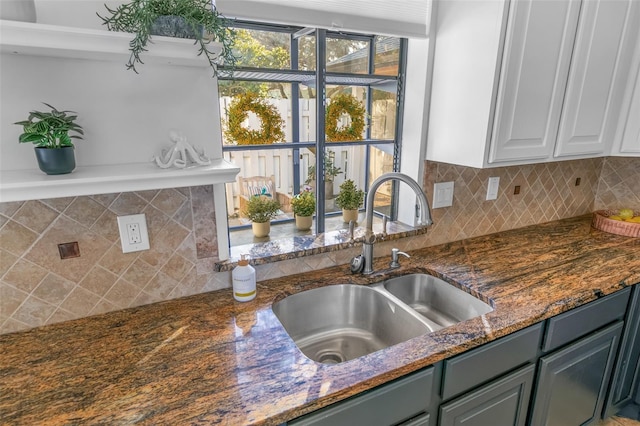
[1,157,638,334]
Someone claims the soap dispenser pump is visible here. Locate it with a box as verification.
[232,254,256,302]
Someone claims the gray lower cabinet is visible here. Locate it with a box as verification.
[605,284,640,417]
[439,364,535,426]
[529,322,623,426]
[288,366,436,426]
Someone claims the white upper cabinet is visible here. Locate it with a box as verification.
[489,0,580,163]
[555,0,639,158]
[612,36,640,156]
[427,0,640,168]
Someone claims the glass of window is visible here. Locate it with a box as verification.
[373,36,401,76]
[218,82,292,146]
[233,28,291,70]
[370,88,397,140]
[326,37,370,74]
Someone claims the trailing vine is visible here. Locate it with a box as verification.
[325,93,366,142]
[224,92,285,145]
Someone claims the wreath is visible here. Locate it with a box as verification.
[225,92,285,145]
[325,93,366,142]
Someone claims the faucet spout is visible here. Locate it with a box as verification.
[358,172,433,275]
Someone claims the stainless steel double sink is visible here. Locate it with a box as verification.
[272,274,493,364]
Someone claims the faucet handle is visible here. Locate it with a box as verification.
[348,220,356,243]
[382,215,388,238]
[390,248,410,268]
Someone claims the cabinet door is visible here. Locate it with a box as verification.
[618,51,640,155]
[439,364,535,426]
[555,0,640,157]
[489,0,581,163]
[604,285,640,417]
[530,322,623,426]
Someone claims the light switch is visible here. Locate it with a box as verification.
[432,181,454,208]
[486,177,500,201]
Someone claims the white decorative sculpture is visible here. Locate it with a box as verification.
[153,131,211,169]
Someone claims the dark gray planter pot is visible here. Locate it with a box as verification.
[151,16,202,39]
[34,146,75,175]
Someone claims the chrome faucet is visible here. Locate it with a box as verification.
[350,172,433,275]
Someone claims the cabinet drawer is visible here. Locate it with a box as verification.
[543,287,631,352]
[441,323,543,400]
[289,367,434,426]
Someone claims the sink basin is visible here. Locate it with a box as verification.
[272,275,493,364]
[272,284,431,364]
[383,274,493,327]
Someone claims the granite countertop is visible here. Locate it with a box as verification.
[1,215,639,425]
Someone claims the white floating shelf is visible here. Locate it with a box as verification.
[0,19,221,67]
[0,160,240,203]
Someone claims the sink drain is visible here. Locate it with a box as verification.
[316,350,346,364]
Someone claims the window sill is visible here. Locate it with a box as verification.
[214,220,428,272]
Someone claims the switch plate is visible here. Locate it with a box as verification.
[117,214,150,253]
[432,181,454,208]
[486,177,500,201]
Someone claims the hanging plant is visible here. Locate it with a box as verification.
[224,92,285,145]
[325,93,366,142]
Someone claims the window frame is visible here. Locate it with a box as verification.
[219,21,408,237]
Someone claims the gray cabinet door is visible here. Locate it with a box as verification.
[439,364,535,426]
[605,285,640,417]
[530,322,623,426]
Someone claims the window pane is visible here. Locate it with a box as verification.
[219,84,292,145]
[373,37,401,76]
[233,28,291,69]
[298,34,316,71]
[326,86,368,142]
[371,88,397,140]
[332,145,367,212]
[369,144,395,216]
[326,38,370,74]
[224,148,295,221]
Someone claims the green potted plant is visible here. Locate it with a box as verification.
[98,0,237,76]
[243,194,281,238]
[335,179,364,223]
[290,189,316,231]
[305,149,342,199]
[14,103,84,175]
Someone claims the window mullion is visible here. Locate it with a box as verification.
[315,29,327,234]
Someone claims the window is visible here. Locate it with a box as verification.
[218,22,406,247]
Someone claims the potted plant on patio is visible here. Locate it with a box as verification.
[335,179,364,223]
[290,189,316,231]
[243,194,280,238]
[14,103,84,175]
[305,149,342,199]
[98,0,237,76]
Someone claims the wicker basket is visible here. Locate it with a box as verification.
[592,210,640,238]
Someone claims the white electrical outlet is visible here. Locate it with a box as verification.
[117,214,150,253]
[486,177,500,201]
[432,181,454,208]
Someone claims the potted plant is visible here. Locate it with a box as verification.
[290,189,316,231]
[98,0,237,76]
[14,103,84,175]
[335,179,364,223]
[305,149,342,199]
[243,194,280,238]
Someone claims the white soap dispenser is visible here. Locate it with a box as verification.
[232,254,256,302]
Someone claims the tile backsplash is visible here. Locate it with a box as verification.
[1,157,638,334]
